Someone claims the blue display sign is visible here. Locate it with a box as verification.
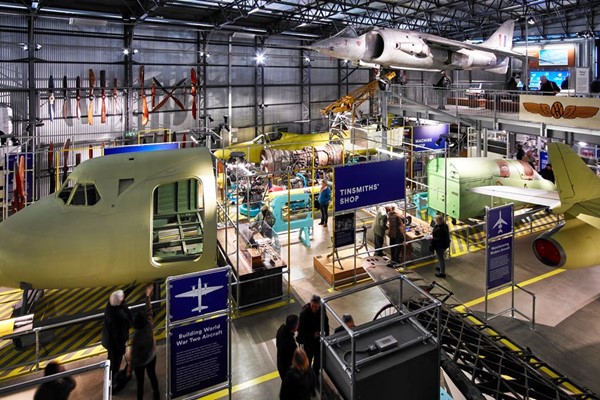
[169,268,228,323]
[486,204,514,240]
[334,159,406,212]
[170,315,228,398]
[104,142,179,155]
[486,236,513,290]
[412,124,450,151]
[539,151,549,170]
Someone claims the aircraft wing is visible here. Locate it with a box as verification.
[423,35,526,59]
[202,285,223,295]
[175,290,198,298]
[469,186,560,208]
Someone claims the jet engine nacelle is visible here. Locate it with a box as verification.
[532,219,600,269]
[364,29,433,66]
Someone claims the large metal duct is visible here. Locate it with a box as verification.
[260,143,344,174]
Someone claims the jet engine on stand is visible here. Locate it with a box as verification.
[259,143,345,174]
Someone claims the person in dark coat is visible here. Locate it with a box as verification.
[276,314,299,380]
[539,75,561,95]
[431,215,451,278]
[280,348,316,400]
[387,208,406,264]
[515,143,525,160]
[128,284,159,400]
[101,289,132,381]
[297,295,329,375]
[34,361,76,400]
[540,163,555,183]
[334,314,355,334]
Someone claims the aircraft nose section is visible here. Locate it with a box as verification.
[309,34,367,61]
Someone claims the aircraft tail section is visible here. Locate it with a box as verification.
[481,20,515,50]
[549,143,600,210]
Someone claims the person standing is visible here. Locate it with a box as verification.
[334,314,355,334]
[318,180,331,227]
[276,314,299,380]
[540,163,555,183]
[434,70,452,110]
[387,208,405,264]
[372,205,389,256]
[515,143,525,160]
[431,215,451,278]
[129,284,160,400]
[539,75,561,95]
[34,361,76,400]
[297,295,329,375]
[101,289,132,382]
[279,348,317,400]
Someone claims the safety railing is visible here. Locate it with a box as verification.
[0,299,165,376]
[0,360,111,399]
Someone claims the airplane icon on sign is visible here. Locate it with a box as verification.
[175,278,224,313]
[493,211,509,234]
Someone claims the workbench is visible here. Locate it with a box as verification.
[217,224,285,307]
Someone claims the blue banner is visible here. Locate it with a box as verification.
[486,236,513,290]
[169,268,228,323]
[334,159,405,212]
[412,124,450,151]
[170,315,228,398]
[104,142,178,155]
[486,204,514,240]
[539,151,548,170]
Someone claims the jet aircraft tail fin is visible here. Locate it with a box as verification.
[550,143,600,211]
[481,20,515,50]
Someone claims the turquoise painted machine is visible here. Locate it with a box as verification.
[270,190,314,247]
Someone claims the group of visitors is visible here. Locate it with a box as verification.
[276,295,356,400]
[371,204,407,265]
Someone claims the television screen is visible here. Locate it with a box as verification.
[539,48,570,66]
[528,70,568,91]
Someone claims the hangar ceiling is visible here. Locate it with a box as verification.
[0,0,598,42]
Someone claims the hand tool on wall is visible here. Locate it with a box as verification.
[88,144,94,160]
[112,78,118,115]
[62,76,69,120]
[152,77,186,112]
[48,143,55,194]
[191,67,197,120]
[12,155,26,213]
[75,76,82,119]
[48,76,55,121]
[151,79,156,109]
[100,70,107,124]
[139,66,149,126]
[62,138,71,184]
[88,69,95,125]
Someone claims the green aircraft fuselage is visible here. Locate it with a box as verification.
[427,157,556,221]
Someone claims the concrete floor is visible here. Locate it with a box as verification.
[4,217,600,399]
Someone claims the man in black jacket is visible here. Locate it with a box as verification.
[34,361,76,400]
[276,314,299,380]
[101,289,132,381]
[297,295,329,374]
[432,215,451,278]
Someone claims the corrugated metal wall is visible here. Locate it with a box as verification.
[0,14,370,196]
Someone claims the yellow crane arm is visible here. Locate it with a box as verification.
[320,71,396,117]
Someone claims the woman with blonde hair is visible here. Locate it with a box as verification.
[280,348,317,400]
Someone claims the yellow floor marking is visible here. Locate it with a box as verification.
[199,371,280,400]
[457,268,566,310]
[236,299,295,318]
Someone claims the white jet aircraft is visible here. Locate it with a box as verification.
[175,278,224,313]
[309,20,524,74]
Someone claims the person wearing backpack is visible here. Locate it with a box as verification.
[431,214,451,278]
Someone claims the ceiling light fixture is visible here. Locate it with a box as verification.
[255,53,266,64]
[527,16,536,25]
